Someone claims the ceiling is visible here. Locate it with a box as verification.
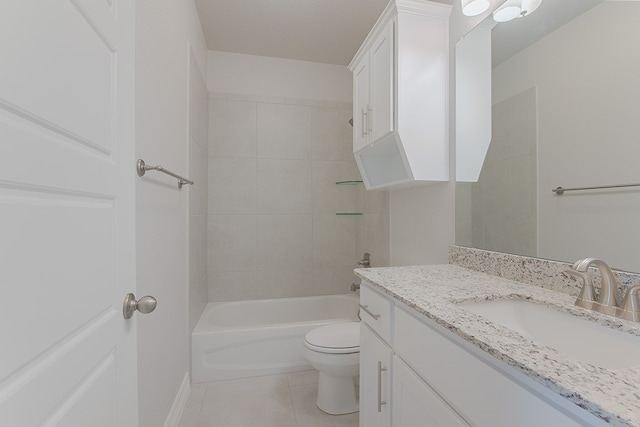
[194,0,392,66]
[491,0,602,66]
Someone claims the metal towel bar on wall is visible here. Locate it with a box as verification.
[552,183,640,195]
[136,159,194,189]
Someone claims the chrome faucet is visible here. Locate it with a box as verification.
[357,252,371,268]
[567,257,640,321]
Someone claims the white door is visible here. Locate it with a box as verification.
[0,1,138,426]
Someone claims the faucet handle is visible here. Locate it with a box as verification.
[565,269,596,309]
[618,285,640,322]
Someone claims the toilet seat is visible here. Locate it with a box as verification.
[304,322,360,354]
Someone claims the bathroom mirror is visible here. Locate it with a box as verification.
[455,0,640,273]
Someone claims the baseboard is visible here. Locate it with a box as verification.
[164,372,191,427]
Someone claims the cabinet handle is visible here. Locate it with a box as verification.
[361,108,368,138]
[367,106,373,135]
[377,361,387,413]
[359,304,380,320]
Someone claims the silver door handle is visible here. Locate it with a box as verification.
[123,293,157,319]
[377,361,387,412]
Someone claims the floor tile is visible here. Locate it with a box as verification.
[287,369,319,387]
[178,372,359,427]
[290,383,359,427]
[196,375,298,427]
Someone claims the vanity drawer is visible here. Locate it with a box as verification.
[360,282,393,344]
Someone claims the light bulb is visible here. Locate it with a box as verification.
[520,0,543,17]
[461,0,490,17]
[493,0,522,22]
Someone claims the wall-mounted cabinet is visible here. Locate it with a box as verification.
[348,0,452,190]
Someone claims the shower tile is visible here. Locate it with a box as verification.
[310,107,353,161]
[208,157,257,214]
[258,215,312,270]
[312,266,359,296]
[209,99,257,158]
[208,215,257,273]
[208,271,259,302]
[312,161,361,215]
[257,159,312,215]
[361,214,390,268]
[362,188,389,215]
[258,269,314,299]
[257,103,312,160]
[481,155,531,215]
[312,215,358,269]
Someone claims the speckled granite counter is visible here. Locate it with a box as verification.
[354,264,640,426]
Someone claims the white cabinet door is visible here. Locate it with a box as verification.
[360,324,392,427]
[369,20,394,143]
[353,58,370,153]
[393,356,470,427]
[0,1,138,425]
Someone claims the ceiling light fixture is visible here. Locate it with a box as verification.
[493,0,543,23]
[461,0,490,17]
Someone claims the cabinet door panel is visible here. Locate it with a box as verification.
[393,356,469,427]
[369,20,394,143]
[360,324,392,427]
[395,307,604,427]
[353,59,370,153]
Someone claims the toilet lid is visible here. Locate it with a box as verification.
[304,322,360,354]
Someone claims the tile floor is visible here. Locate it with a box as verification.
[178,370,359,427]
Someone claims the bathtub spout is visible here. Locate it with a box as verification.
[350,283,360,292]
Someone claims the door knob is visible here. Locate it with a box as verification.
[123,293,157,319]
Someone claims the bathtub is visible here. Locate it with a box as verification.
[192,294,360,383]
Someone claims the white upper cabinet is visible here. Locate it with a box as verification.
[348,0,452,190]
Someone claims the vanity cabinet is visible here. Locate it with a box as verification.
[348,0,451,190]
[359,281,609,427]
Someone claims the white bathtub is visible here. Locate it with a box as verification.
[192,294,360,383]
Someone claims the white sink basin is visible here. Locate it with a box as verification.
[460,299,640,369]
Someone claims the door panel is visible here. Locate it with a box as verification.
[369,21,394,142]
[0,0,137,425]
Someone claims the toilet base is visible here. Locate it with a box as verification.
[316,372,359,415]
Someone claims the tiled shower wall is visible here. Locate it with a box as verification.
[207,93,389,301]
[456,87,537,257]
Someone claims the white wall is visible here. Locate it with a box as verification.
[492,2,640,272]
[208,51,352,103]
[135,0,207,426]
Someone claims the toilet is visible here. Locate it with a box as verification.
[302,321,360,415]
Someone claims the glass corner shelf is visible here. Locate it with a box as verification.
[335,180,363,185]
[336,212,363,216]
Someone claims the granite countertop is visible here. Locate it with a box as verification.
[354,264,640,427]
